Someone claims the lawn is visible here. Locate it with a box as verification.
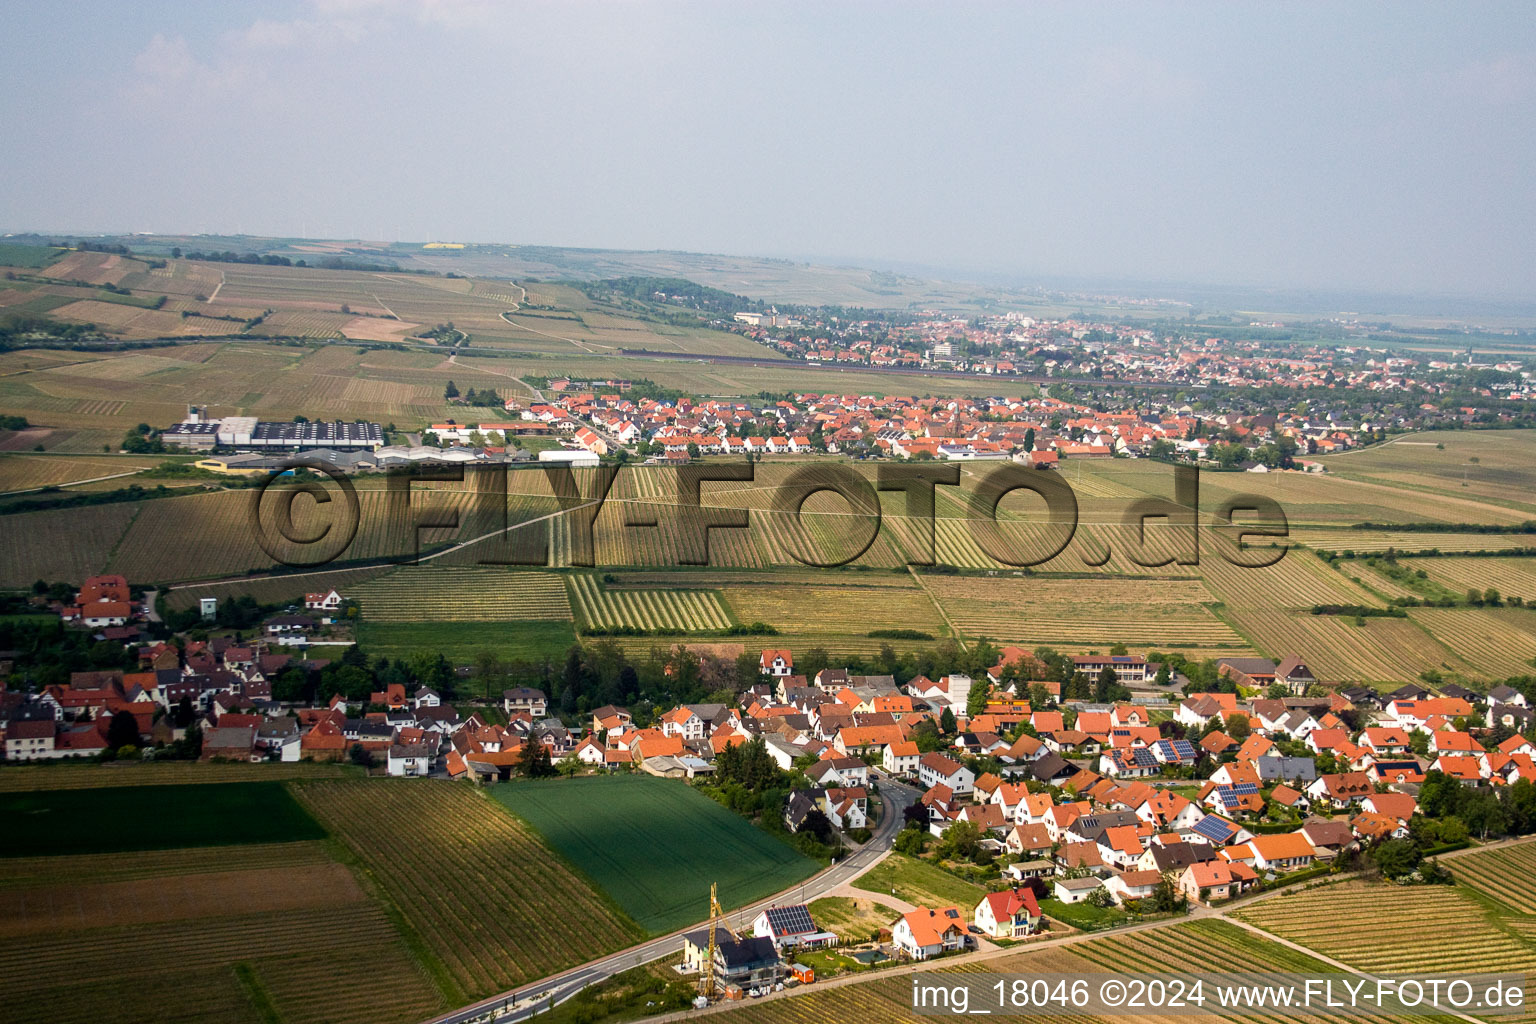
[494,774,819,934]
[1038,895,1131,931]
[0,782,325,856]
[356,618,578,661]
[848,853,985,909]
[808,895,900,943]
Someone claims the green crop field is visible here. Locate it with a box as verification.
[0,782,325,857]
[0,243,66,268]
[356,618,578,661]
[495,774,819,934]
[349,564,574,621]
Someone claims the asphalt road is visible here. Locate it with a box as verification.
[424,773,921,1024]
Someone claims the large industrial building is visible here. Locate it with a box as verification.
[162,406,384,453]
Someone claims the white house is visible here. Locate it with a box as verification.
[660,707,706,741]
[973,888,1042,939]
[883,741,920,776]
[917,752,975,795]
[1052,877,1104,905]
[386,742,434,777]
[760,649,794,677]
[304,589,344,612]
[892,906,966,960]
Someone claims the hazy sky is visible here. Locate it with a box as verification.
[3,1,1533,299]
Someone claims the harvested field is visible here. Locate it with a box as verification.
[1407,606,1536,679]
[0,453,156,491]
[0,860,361,938]
[926,574,1247,651]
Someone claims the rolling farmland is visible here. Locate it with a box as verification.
[568,572,732,631]
[0,878,440,1024]
[0,772,442,1024]
[1237,881,1536,1024]
[925,574,1248,652]
[707,917,1445,1024]
[715,572,950,654]
[495,774,819,934]
[161,564,395,613]
[0,453,158,492]
[294,779,643,1002]
[0,501,140,588]
[348,564,574,622]
[1405,555,1536,601]
[1407,607,1536,679]
[1448,840,1536,914]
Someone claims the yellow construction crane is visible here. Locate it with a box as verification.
[700,883,723,1000]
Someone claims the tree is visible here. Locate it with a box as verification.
[1087,885,1115,909]
[518,739,554,778]
[939,707,957,735]
[444,380,459,399]
[106,710,141,750]
[966,680,991,719]
[1418,770,1463,818]
[910,718,945,753]
[273,664,310,703]
[348,743,373,768]
[938,820,981,860]
[1372,838,1421,878]
[799,809,835,844]
[1094,666,1117,703]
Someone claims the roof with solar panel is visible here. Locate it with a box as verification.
[761,904,816,937]
[1193,815,1239,842]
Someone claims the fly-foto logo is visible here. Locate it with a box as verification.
[248,461,1289,570]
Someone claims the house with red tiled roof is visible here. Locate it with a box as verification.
[760,649,794,677]
[882,741,920,776]
[301,719,347,761]
[974,887,1042,938]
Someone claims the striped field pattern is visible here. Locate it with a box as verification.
[1447,839,1536,914]
[567,573,732,631]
